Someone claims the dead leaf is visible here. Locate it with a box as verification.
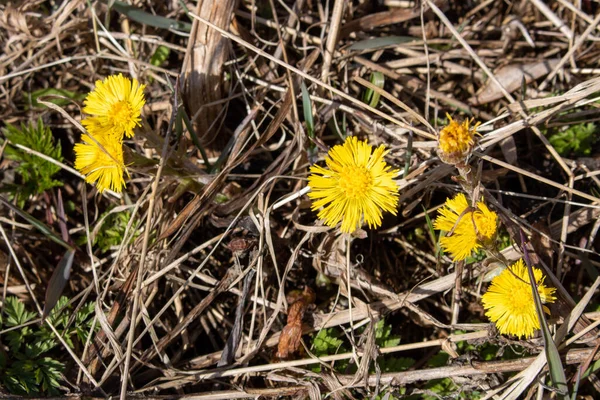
[469,59,560,105]
[276,287,315,360]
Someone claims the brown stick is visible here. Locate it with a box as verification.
[338,347,600,386]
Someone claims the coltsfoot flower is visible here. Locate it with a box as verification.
[482,259,556,338]
[434,193,497,261]
[74,133,126,193]
[308,136,399,233]
[437,113,480,165]
[82,74,146,139]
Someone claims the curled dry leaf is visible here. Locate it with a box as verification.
[276,287,316,360]
[0,5,32,36]
[469,59,560,105]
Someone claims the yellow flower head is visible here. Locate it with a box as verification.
[74,133,126,193]
[437,113,480,164]
[482,259,556,338]
[434,193,497,261]
[308,136,399,233]
[82,74,146,139]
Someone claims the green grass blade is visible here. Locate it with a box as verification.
[362,72,384,108]
[179,106,212,170]
[301,82,314,139]
[403,130,413,178]
[520,231,569,399]
[42,248,75,319]
[0,196,72,250]
[349,36,416,51]
[422,205,439,257]
[109,0,192,31]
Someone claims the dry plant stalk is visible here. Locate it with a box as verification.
[182,0,236,147]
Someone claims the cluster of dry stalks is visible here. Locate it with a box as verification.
[1,0,600,399]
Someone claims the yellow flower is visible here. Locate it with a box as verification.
[308,136,399,233]
[482,259,556,338]
[82,74,146,139]
[74,133,126,193]
[434,193,497,261]
[437,113,480,164]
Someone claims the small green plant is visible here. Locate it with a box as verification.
[1,118,63,205]
[310,319,413,374]
[548,122,597,156]
[77,208,140,252]
[417,337,503,399]
[312,327,345,357]
[0,296,95,395]
[373,319,414,373]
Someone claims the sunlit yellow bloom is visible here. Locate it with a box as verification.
[74,134,126,193]
[308,136,399,233]
[482,259,556,338]
[82,74,146,139]
[437,113,480,164]
[434,193,497,261]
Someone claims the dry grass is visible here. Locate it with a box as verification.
[1,0,600,399]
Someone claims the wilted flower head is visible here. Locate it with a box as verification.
[437,113,480,165]
[74,133,126,193]
[482,259,556,338]
[308,136,399,233]
[434,193,497,261]
[82,74,146,139]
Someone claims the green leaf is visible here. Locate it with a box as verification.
[548,122,597,156]
[349,36,416,51]
[1,118,63,204]
[301,82,314,139]
[0,196,72,250]
[521,238,569,398]
[25,88,85,109]
[312,328,344,356]
[43,250,75,320]
[45,296,71,328]
[35,357,63,395]
[422,206,439,257]
[26,335,56,358]
[81,208,140,252]
[362,72,384,108]
[150,45,170,67]
[6,327,32,353]
[109,0,192,31]
[4,296,37,327]
[380,356,414,373]
[0,295,91,395]
[9,360,39,395]
[375,319,400,348]
[427,351,449,367]
[423,378,458,399]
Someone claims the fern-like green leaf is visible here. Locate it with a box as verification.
[312,328,344,356]
[0,296,93,395]
[548,122,597,156]
[375,319,401,348]
[2,118,63,203]
[4,296,37,327]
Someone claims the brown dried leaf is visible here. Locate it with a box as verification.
[0,6,31,36]
[469,59,560,105]
[276,287,315,360]
[275,323,303,360]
